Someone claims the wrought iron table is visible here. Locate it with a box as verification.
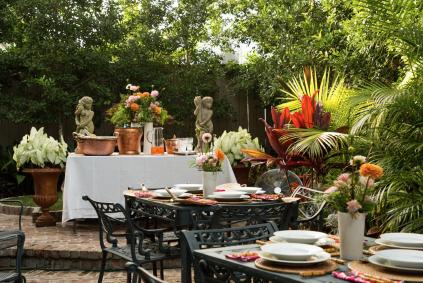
[193,244,346,283]
[124,191,299,283]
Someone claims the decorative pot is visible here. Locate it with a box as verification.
[115,127,142,155]
[338,211,366,260]
[202,171,217,198]
[23,168,63,227]
[232,164,251,186]
[143,122,154,154]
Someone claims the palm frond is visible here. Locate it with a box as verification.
[280,128,348,160]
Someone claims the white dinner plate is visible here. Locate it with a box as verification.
[375,249,423,269]
[213,191,247,198]
[216,183,242,190]
[173,184,203,191]
[208,195,249,201]
[375,239,423,250]
[380,233,423,248]
[154,188,187,197]
[368,255,423,273]
[269,236,335,247]
[273,230,327,244]
[258,251,330,266]
[261,243,323,261]
[231,187,262,194]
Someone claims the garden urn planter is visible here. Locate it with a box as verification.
[202,171,217,198]
[232,164,251,186]
[338,211,366,260]
[23,168,62,227]
[115,127,143,155]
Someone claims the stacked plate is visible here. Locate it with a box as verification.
[375,232,423,250]
[259,243,331,266]
[369,249,423,273]
[270,230,331,245]
[173,184,203,192]
[231,186,265,194]
[208,191,249,201]
[154,188,190,198]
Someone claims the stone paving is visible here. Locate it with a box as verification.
[0,213,182,282]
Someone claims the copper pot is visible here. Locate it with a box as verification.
[165,136,179,154]
[74,133,117,156]
[115,127,143,155]
[23,168,63,227]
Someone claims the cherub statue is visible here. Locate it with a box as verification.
[75,96,94,135]
[194,96,213,151]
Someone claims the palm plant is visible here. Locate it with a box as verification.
[348,0,423,232]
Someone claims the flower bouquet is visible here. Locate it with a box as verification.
[324,155,383,260]
[192,133,225,197]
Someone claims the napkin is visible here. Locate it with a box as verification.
[225,251,259,262]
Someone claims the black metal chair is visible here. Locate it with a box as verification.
[211,202,298,230]
[0,200,26,283]
[290,186,327,231]
[125,261,167,283]
[181,222,278,283]
[82,196,169,282]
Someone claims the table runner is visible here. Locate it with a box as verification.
[62,153,236,222]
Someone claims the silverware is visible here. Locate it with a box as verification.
[164,187,178,202]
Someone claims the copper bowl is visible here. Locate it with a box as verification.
[74,133,118,156]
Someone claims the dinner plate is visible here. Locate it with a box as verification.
[375,249,423,269]
[154,188,187,197]
[216,183,242,190]
[173,184,203,191]
[269,236,335,247]
[273,230,327,244]
[368,255,423,273]
[213,191,247,198]
[375,239,423,250]
[261,243,323,261]
[231,187,262,194]
[380,233,423,248]
[208,195,250,202]
[258,251,330,266]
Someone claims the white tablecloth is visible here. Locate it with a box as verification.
[62,153,236,222]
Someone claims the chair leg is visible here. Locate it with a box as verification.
[152,261,157,277]
[159,260,164,280]
[98,251,108,283]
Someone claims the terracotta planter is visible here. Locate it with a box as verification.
[23,168,63,227]
[232,165,251,185]
[115,127,143,155]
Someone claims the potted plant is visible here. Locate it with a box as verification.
[13,127,67,227]
[107,84,169,154]
[213,127,262,185]
[324,155,383,260]
[192,133,225,198]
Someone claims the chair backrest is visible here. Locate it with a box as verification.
[290,186,326,230]
[82,195,145,261]
[211,202,296,230]
[126,262,167,283]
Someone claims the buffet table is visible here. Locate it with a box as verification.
[62,153,236,222]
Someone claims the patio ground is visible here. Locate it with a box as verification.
[0,213,182,282]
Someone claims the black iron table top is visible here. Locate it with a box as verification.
[194,244,347,283]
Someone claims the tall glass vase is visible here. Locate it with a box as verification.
[202,171,217,198]
[143,122,153,154]
[338,211,366,260]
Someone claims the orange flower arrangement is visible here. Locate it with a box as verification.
[215,148,225,161]
[130,103,140,112]
[360,163,384,180]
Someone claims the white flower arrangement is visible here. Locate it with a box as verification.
[213,127,263,166]
[13,127,68,169]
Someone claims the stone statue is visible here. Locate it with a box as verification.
[75,96,94,135]
[194,96,213,151]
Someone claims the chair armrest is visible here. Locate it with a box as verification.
[0,200,24,230]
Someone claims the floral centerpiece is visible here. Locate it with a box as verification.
[325,155,384,260]
[13,127,68,227]
[192,133,225,197]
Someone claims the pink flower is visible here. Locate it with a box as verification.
[324,186,338,194]
[346,200,362,214]
[125,95,140,107]
[359,176,375,187]
[202,133,212,144]
[130,85,140,92]
[151,90,159,97]
[337,173,350,183]
[195,155,208,166]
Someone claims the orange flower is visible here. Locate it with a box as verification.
[154,106,162,114]
[135,92,143,97]
[130,103,140,112]
[359,163,384,180]
[142,92,150,97]
[215,148,225,161]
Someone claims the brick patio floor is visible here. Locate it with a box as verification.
[0,213,182,282]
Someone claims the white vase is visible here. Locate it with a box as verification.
[202,171,217,198]
[338,211,366,260]
[143,122,153,154]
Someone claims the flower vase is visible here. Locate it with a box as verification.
[202,171,217,198]
[338,212,366,260]
[143,122,153,154]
